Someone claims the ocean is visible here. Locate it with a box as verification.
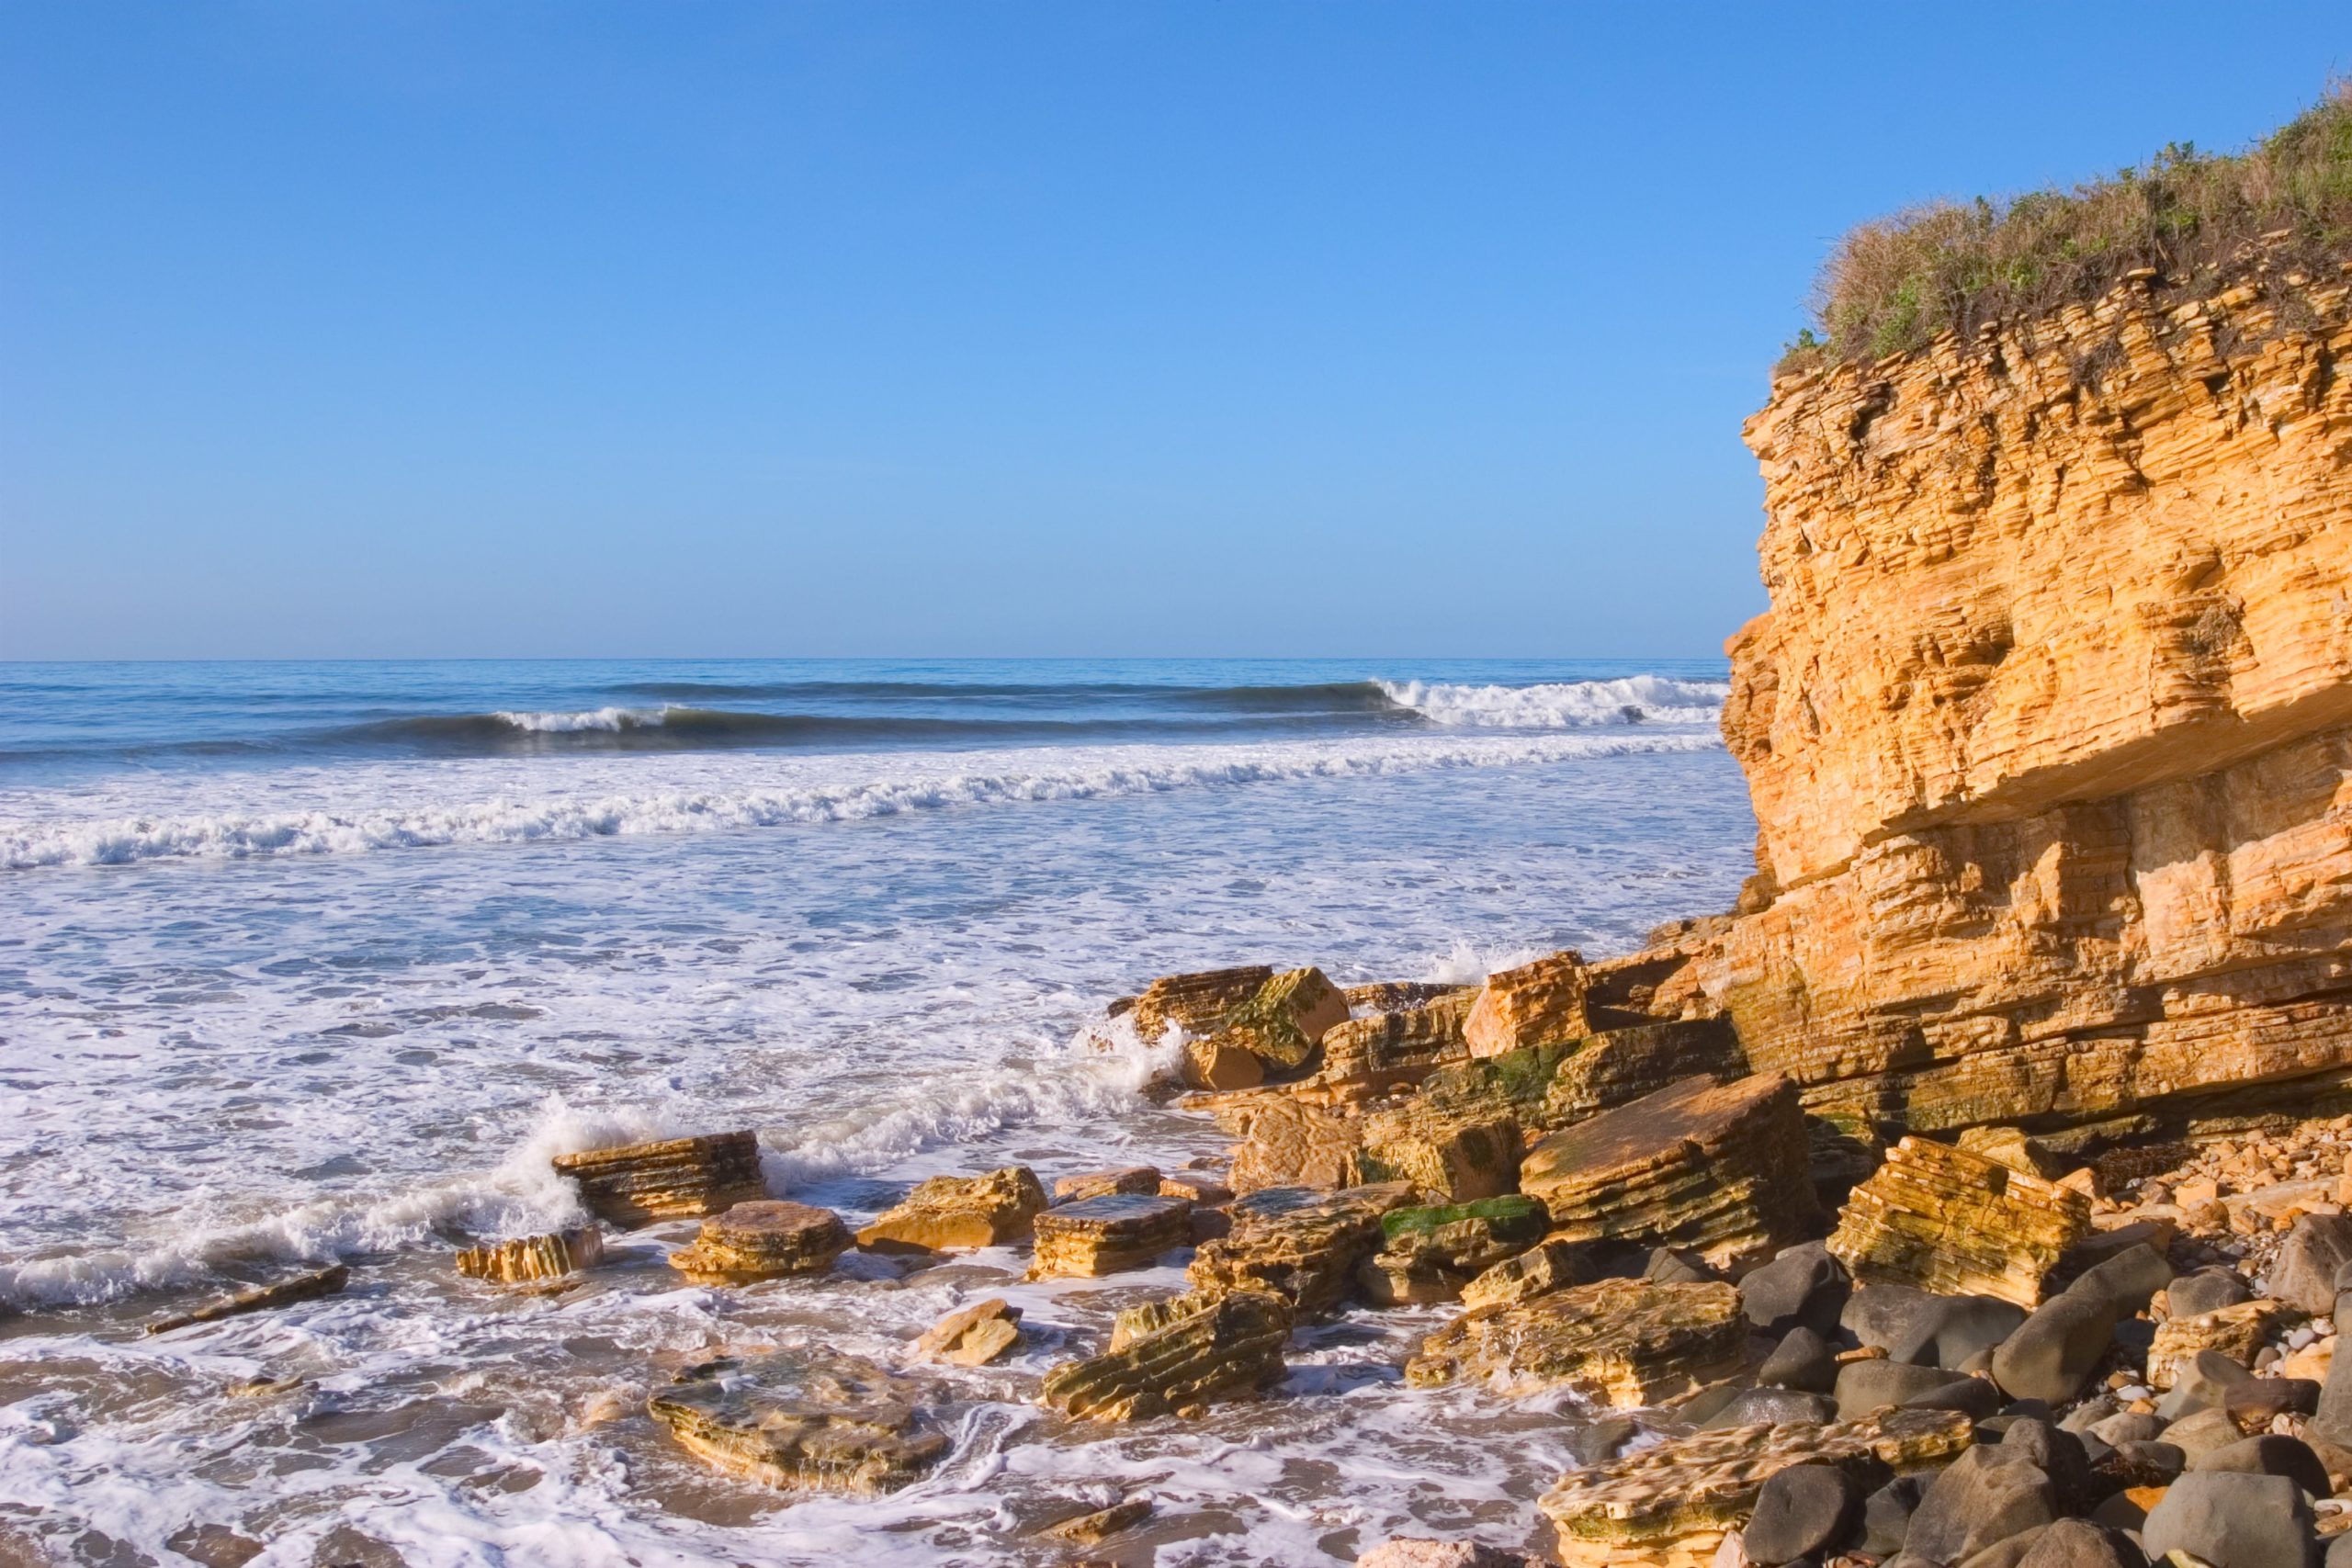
[0,658,1756,1566]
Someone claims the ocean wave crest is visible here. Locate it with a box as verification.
[1378,675,1729,728]
[0,731,1723,870]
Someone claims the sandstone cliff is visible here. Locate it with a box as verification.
[1679,253,2352,1152]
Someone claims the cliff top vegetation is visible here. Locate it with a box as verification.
[1782,83,2352,374]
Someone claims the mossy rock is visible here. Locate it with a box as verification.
[1381,1194,1550,1246]
[1421,1040,1579,1127]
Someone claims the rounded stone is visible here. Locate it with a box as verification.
[1742,1462,1861,1567]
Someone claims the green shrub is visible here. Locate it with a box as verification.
[1784,84,2352,373]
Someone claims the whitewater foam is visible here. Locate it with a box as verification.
[1379,674,1729,728]
[489,705,674,733]
[0,730,1722,870]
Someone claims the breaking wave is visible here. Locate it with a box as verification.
[1377,675,1729,728]
[1,731,1723,870]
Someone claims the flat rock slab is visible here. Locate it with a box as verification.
[1314,994,1475,1102]
[1041,1289,1292,1420]
[856,1166,1047,1254]
[1537,1408,1974,1568]
[1828,1136,2091,1307]
[668,1201,852,1281]
[1187,1181,1415,1316]
[1030,1192,1193,1279]
[1404,1277,1747,1406]
[455,1226,604,1286]
[146,1264,350,1336]
[914,1297,1023,1366]
[648,1351,949,1494]
[1521,1073,1817,1272]
[1052,1167,1162,1203]
[552,1131,768,1226]
[1125,965,1272,1042]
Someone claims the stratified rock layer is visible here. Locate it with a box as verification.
[648,1352,948,1494]
[1208,967,1349,1073]
[1358,1195,1552,1305]
[550,1132,768,1227]
[1521,1073,1817,1270]
[455,1226,605,1285]
[1314,994,1475,1103]
[914,1297,1023,1366]
[1537,1409,1974,1568]
[1029,1193,1193,1279]
[1227,1100,1364,1194]
[856,1167,1048,1254]
[1187,1182,1415,1316]
[1040,1289,1292,1420]
[1126,965,1272,1043]
[1404,1277,1747,1405]
[1464,952,1591,1059]
[668,1201,851,1281]
[1681,267,2352,1145]
[1827,1136,2090,1307]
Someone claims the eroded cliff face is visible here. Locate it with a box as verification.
[1695,258,2352,1145]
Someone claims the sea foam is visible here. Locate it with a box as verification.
[1379,674,1729,728]
[0,730,1723,870]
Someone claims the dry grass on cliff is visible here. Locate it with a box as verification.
[1784,83,2352,372]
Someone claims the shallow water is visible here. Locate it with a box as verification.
[0,660,1754,1566]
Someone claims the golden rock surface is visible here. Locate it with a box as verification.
[1205,967,1349,1073]
[647,1351,947,1494]
[2146,1297,2292,1389]
[550,1131,767,1227]
[1028,1192,1193,1280]
[1521,1073,1817,1271]
[1227,1099,1364,1195]
[855,1166,1047,1254]
[1660,269,2352,1142]
[667,1201,851,1282]
[1463,952,1591,1059]
[1827,1135,2090,1306]
[1404,1277,1745,1405]
[1052,1167,1162,1203]
[1186,1180,1415,1317]
[455,1226,604,1286]
[913,1297,1023,1367]
[1458,1238,1589,1312]
[1040,1289,1292,1421]
[1538,1408,1973,1568]
[1313,993,1475,1103]
[1125,964,1273,1043]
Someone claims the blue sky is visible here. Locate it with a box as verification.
[4,4,2346,660]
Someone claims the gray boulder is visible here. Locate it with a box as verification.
[2228,1377,2322,1427]
[2160,1348,2258,1419]
[2194,1434,2332,1499]
[1742,1462,1862,1566]
[1992,1291,2119,1405]
[2065,1243,2173,1316]
[2141,1471,2317,1568]
[2269,1213,2352,1315]
[1844,1284,2027,1369]
[1837,1357,1969,1418]
[2167,1267,2254,1319]
[1758,1325,1838,1393]
[1740,1241,1849,1337]
[2013,1517,2149,1568]
[2164,1405,2254,1465]
[1860,1473,1928,1555]
[1902,1375,2004,1419]
[1905,1447,2058,1567]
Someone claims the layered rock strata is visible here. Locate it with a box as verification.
[1186,1181,1415,1316]
[1828,1136,2090,1306]
[454,1226,604,1286]
[1312,993,1475,1103]
[855,1167,1048,1254]
[1537,1409,1974,1568]
[648,1352,947,1494]
[1122,965,1272,1042]
[1677,265,2352,1146]
[1404,1277,1746,1404]
[1039,1289,1292,1420]
[668,1201,852,1282]
[1521,1073,1818,1271]
[1206,966,1349,1074]
[1356,1196,1551,1306]
[550,1131,767,1226]
[1463,952,1590,1058]
[1029,1192,1193,1279]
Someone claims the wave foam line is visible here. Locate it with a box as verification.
[1,732,1721,871]
[1379,675,1729,728]
[488,705,673,733]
